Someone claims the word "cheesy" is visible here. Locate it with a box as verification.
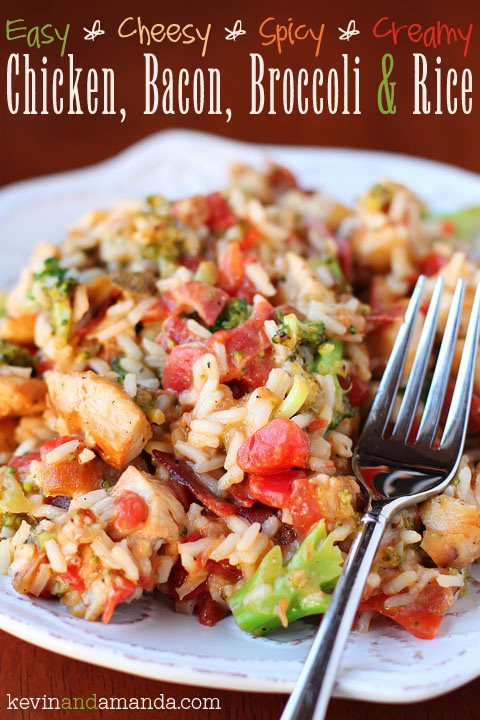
[118,18,211,57]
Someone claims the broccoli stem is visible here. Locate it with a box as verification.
[228,520,343,635]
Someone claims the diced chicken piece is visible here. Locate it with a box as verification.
[452,338,480,396]
[46,371,152,469]
[367,299,424,378]
[110,465,186,545]
[0,376,46,418]
[6,242,58,317]
[0,418,17,455]
[0,314,37,345]
[420,494,480,568]
[351,226,409,273]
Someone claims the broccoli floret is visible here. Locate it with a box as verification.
[32,258,77,347]
[33,257,76,294]
[273,313,327,354]
[0,340,35,369]
[228,520,343,635]
[309,257,350,291]
[209,298,252,331]
[313,341,356,429]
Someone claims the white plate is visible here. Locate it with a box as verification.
[1,131,480,703]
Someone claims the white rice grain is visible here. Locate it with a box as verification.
[45,440,79,465]
[88,358,111,375]
[44,538,67,573]
[117,333,143,360]
[0,539,12,574]
[436,573,464,588]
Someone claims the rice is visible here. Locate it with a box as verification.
[45,439,79,465]
[88,358,111,375]
[78,448,96,464]
[70,488,107,510]
[111,543,139,582]
[117,333,143,360]
[0,539,12,574]
[383,571,418,595]
[44,538,67,573]
[0,161,477,636]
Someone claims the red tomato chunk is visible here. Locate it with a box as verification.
[207,300,274,391]
[205,192,237,232]
[114,491,149,532]
[165,281,229,325]
[102,578,137,624]
[162,346,208,393]
[237,418,310,475]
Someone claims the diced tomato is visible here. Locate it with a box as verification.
[419,252,449,277]
[195,592,228,626]
[347,375,370,407]
[205,192,237,232]
[288,475,325,531]
[307,418,329,432]
[114,491,149,532]
[441,381,480,433]
[248,471,325,532]
[59,565,85,593]
[441,220,456,236]
[218,241,245,293]
[207,300,274,391]
[161,345,209,393]
[35,357,54,375]
[141,299,169,324]
[237,418,310,475]
[165,281,229,325]
[239,225,262,251]
[156,315,196,351]
[359,583,453,640]
[218,241,257,302]
[40,436,84,462]
[102,578,137,623]
[248,470,305,507]
[139,572,155,592]
[333,235,353,281]
[8,452,41,479]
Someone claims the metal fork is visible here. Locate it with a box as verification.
[281,275,480,720]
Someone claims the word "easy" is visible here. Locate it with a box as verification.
[6,19,69,57]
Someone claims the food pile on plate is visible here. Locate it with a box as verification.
[0,164,479,639]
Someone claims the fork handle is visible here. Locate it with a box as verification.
[281,508,388,720]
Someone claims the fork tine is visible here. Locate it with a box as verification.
[362,275,426,438]
[416,280,465,446]
[440,282,480,451]
[391,276,444,442]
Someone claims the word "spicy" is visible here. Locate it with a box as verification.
[259,17,325,57]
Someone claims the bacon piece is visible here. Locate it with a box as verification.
[153,450,238,517]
